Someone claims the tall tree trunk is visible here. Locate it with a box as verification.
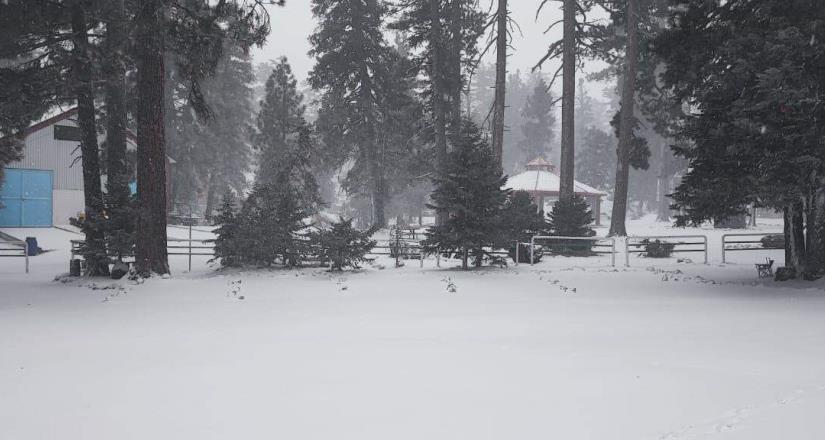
[559,0,576,201]
[491,0,507,167]
[430,0,449,225]
[784,201,805,271]
[803,189,824,274]
[103,0,131,224]
[135,0,170,275]
[204,172,218,221]
[609,0,638,237]
[447,0,463,134]
[71,0,109,276]
[656,142,670,222]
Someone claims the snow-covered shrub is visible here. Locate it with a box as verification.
[312,218,377,271]
[498,191,546,263]
[545,195,595,256]
[760,234,784,249]
[210,179,316,267]
[641,239,675,258]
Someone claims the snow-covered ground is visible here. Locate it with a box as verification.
[2,218,824,439]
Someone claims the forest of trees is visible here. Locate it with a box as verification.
[1,0,824,277]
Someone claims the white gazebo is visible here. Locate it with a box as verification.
[507,157,607,225]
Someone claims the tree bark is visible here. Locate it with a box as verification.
[430,0,449,225]
[491,0,507,167]
[103,0,130,216]
[803,190,825,273]
[71,0,109,276]
[784,201,805,271]
[609,0,638,237]
[204,172,218,220]
[656,142,670,222]
[559,0,576,201]
[135,0,170,275]
[447,0,463,133]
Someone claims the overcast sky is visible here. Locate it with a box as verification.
[250,1,612,98]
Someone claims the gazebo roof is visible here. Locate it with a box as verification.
[507,159,607,197]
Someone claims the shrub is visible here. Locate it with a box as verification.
[313,218,377,271]
[210,179,317,268]
[760,234,785,249]
[498,191,546,263]
[545,195,595,256]
[641,239,675,258]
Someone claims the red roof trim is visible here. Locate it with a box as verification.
[1,107,138,144]
[0,108,79,141]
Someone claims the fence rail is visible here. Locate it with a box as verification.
[721,233,783,264]
[625,235,708,266]
[71,238,215,272]
[529,236,617,267]
[0,239,29,273]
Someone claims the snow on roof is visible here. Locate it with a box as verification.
[506,168,607,197]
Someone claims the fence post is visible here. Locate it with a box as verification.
[721,235,727,264]
[24,242,29,273]
[703,235,708,264]
[611,238,616,267]
[514,241,519,266]
[529,237,535,266]
[188,211,193,273]
[437,248,440,268]
[625,237,630,267]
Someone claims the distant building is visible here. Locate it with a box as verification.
[507,157,607,225]
[0,108,173,227]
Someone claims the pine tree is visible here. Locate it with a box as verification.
[546,195,595,255]
[309,0,397,227]
[575,126,616,191]
[423,120,510,269]
[210,193,242,267]
[255,56,306,178]
[654,0,825,275]
[518,78,556,165]
[498,191,546,262]
[392,0,485,172]
[313,218,377,271]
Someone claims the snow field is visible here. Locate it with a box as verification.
[1,219,823,439]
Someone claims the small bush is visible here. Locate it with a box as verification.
[545,195,595,256]
[642,239,675,258]
[312,218,377,271]
[760,234,784,249]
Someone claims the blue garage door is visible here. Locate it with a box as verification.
[0,169,53,227]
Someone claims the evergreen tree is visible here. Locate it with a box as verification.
[255,57,306,172]
[422,120,509,269]
[210,193,241,267]
[392,0,485,173]
[313,218,377,271]
[309,0,399,227]
[497,191,546,262]
[167,43,257,219]
[258,120,323,213]
[545,194,595,255]
[653,0,825,275]
[575,126,616,191]
[518,78,556,165]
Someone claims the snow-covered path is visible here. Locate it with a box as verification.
[2,221,824,439]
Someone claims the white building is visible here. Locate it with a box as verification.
[507,158,607,225]
[0,108,139,227]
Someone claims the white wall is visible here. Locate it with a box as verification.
[53,190,84,226]
[9,121,85,191]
